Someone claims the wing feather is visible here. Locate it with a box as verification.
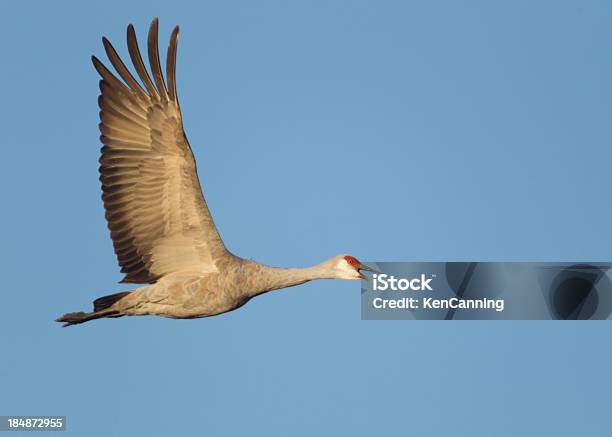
[166,26,180,102]
[95,19,228,284]
[102,37,148,99]
[127,24,158,99]
[147,18,169,101]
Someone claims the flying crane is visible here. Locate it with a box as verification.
[57,18,376,326]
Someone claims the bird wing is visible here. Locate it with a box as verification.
[94,18,228,284]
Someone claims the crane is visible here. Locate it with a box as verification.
[56,18,377,327]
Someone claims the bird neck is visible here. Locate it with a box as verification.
[247,262,334,297]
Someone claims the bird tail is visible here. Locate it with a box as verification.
[56,291,132,327]
[55,310,118,327]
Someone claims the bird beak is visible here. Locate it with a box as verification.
[358,263,380,280]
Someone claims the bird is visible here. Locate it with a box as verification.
[56,18,377,327]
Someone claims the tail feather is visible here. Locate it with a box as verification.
[56,291,131,327]
[55,310,119,327]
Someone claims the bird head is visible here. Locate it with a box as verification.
[329,255,379,280]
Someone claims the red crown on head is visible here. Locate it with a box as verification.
[344,256,359,267]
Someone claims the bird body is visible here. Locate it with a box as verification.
[56,19,376,326]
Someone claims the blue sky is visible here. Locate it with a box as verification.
[1,0,611,435]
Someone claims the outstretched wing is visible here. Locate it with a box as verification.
[93,18,228,284]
